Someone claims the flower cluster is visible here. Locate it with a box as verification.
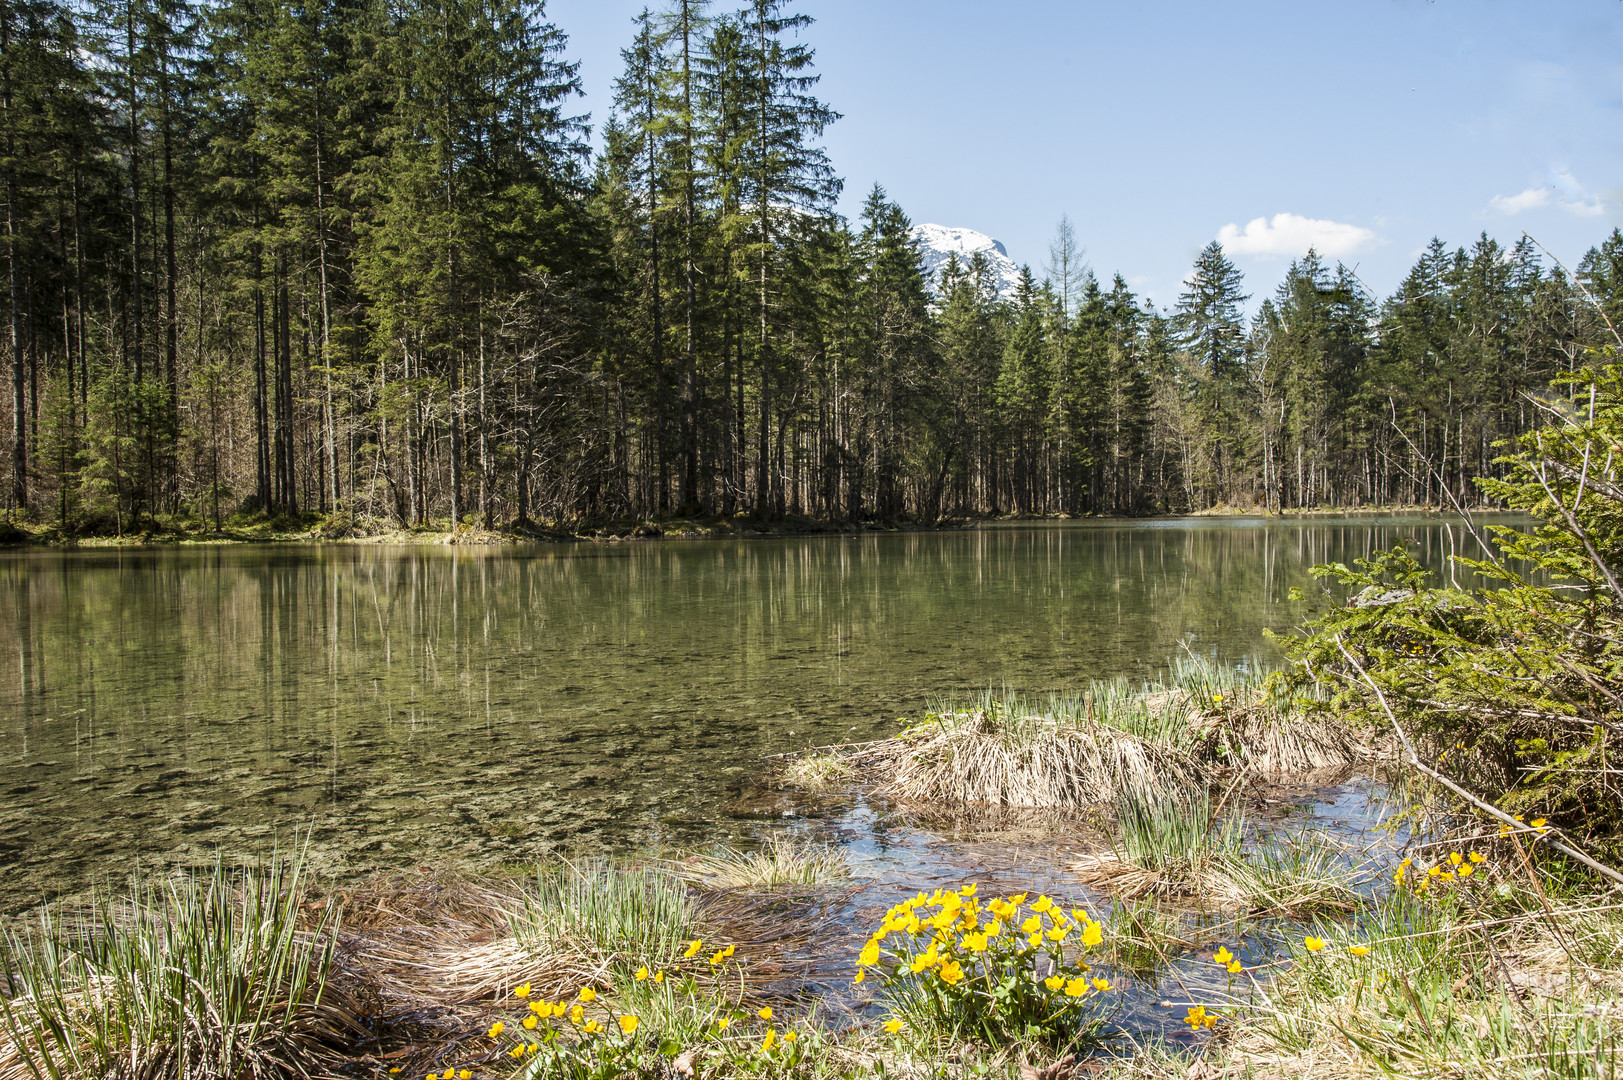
[1184,1005,1219,1031]
[1497,815,1551,837]
[856,885,1111,1047]
[477,939,806,1077]
[1393,850,1489,893]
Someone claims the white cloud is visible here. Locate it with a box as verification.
[1490,187,1551,215]
[1489,172,1608,218]
[1554,171,1605,217]
[1215,213,1377,259]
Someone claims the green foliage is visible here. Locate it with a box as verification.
[7,0,1623,531]
[1287,354,1623,858]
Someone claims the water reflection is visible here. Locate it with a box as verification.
[0,518,1513,911]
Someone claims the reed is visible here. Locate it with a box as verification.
[0,849,350,1080]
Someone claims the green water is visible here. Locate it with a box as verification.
[0,518,1504,912]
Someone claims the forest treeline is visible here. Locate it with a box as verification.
[4,0,1623,534]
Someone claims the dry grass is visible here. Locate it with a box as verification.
[668,837,851,890]
[775,669,1376,816]
[833,709,1199,810]
[1194,699,1376,774]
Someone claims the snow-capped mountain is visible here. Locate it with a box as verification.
[910,223,1025,300]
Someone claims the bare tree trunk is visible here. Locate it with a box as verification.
[3,2,25,510]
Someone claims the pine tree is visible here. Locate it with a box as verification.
[1174,240,1249,506]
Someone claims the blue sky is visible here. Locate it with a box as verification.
[547,0,1622,308]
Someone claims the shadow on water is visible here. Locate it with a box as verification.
[0,518,1502,913]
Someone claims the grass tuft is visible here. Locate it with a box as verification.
[779,752,859,792]
[669,837,850,890]
[0,849,352,1080]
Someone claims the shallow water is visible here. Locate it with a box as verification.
[0,517,1500,912]
[749,772,1405,1044]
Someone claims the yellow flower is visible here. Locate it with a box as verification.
[1449,852,1463,867]
[1213,946,1234,966]
[578,987,596,1003]
[569,1005,584,1024]
[939,960,965,985]
[1021,915,1042,934]
[859,939,881,967]
[852,970,864,984]
[1212,693,1224,703]
[1044,975,1065,991]
[1079,921,1103,947]
[619,1015,639,1035]
[458,1072,470,1080]
[717,1017,731,1031]
[785,1031,798,1043]
[761,1030,777,1053]
[961,884,977,896]
[514,982,532,998]
[1532,818,1549,830]
[962,931,989,953]
[1026,932,1044,949]
[883,1018,903,1035]
[709,949,728,965]
[1185,1006,1207,1030]
[635,966,649,981]
[758,1007,773,1021]
[987,920,1003,938]
[531,1001,551,1017]
[522,1015,538,1030]
[1348,946,1371,957]
[1457,864,1475,878]
[441,1070,454,1080]
[507,1047,523,1060]
[1304,936,1325,952]
[584,1020,603,1035]
[487,1022,504,1038]
[1469,852,1487,864]
[652,971,664,983]
[1226,960,1242,973]
[722,944,737,958]
[1063,977,1087,997]
[1031,895,1054,914]
[1092,978,1110,992]
[684,939,703,958]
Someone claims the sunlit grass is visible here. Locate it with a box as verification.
[514,858,696,970]
[0,849,346,1080]
[670,838,851,890]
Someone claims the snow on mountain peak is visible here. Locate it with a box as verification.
[910,223,1025,300]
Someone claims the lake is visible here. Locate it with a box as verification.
[0,517,1505,912]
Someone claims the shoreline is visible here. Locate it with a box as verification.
[0,505,1528,549]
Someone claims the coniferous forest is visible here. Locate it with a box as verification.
[4,0,1623,534]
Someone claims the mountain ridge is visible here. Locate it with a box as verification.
[909,223,1025,299]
